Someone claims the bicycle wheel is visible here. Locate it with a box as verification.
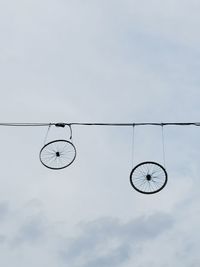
[130,161,168,194]
[39,140,76,170]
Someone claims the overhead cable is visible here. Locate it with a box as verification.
[0,122,199,127]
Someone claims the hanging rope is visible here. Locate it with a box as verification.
[43,124,51,145]
[161,125,166,167]
[131,124,135,169]
[68,124,73,141]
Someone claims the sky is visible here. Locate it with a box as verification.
[0,0,200,266]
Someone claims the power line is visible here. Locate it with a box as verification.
[0,122,199,127]
[70,122,200,126]
[0,123,51,127]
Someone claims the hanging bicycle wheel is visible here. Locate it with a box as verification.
[39,140,76,170]
[130,161,168,194]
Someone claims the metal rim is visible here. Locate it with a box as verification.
[39,140,76,170]
[130,161,168,194]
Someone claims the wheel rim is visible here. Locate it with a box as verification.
[39,140,76,170]
[130,161,168,194]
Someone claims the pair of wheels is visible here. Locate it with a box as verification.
[40,140,168,194]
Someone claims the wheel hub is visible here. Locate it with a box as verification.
[56,152,60,157]
[146,174,152,181]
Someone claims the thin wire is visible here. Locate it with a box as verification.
[68,124,73,141]
[0,122,199,127]
[0,123,51,127]
[131,124,135,169]
[161,125,166,167]
[43,124,51,145]
[70,122,200,126]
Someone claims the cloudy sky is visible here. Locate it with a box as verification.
[0,0,200,266]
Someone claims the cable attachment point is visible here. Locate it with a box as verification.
[55,123,66,128]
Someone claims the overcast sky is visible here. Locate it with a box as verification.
[0,0,200,266]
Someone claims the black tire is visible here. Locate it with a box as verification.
[130,161,168,194]
[39,140,76,170]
